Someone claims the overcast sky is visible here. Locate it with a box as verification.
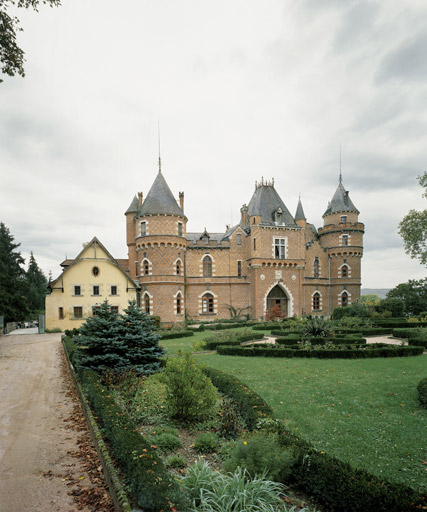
[1,0,426,289]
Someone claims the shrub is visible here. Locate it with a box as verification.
[147,430,182,452]
[303,316,333,337]
[218,397,242,439]
[160,352,217,422]
[180,459,287,512]
[194,432,220,453]
[165,454,187,468]
[417,378,427,408]
[159,330,194,340]
[203,330,264,350]
[129,373,168,425]
[223,432,295,483]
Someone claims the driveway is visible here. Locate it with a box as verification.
[0,333,113,512]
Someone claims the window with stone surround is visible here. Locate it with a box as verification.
[274,238,286,259]
[313,257,320,277]
[111,285,118,295]
[312,292,321,311]
[237,233,241,245]
[341,291,349,306]
[178,222,183,237]
[342,234,349,246]
[144,294,150,315]
[341,265,348,278]
[74,285,81,296]
[237,260,242,277]
[93,285,100,296]
[202,293,214,313]
[203,255,212,277]
[141,221,146,236]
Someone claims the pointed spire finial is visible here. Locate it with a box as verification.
[158,121,162,174]
[339,144,342,184]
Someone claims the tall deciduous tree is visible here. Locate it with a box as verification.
[387,279,427,316]
[0,0,60,83]
[25,251,47,313]
[398,172,427,267]
[0,222,28,322]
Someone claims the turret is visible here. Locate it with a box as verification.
[295,197,306,228]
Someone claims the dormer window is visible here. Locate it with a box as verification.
[275,207,283,225]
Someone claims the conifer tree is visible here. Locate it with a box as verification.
[119,300,165,374]
[25,251,47,313]
[0,222,28,322]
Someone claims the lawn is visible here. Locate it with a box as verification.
[193,352,426,493]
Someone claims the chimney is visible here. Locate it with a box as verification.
[179,191,184,212]
[240,204,248,226]
[138,192,143,208]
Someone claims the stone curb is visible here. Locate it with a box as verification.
[61,338,135,512]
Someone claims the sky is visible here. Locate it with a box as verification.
[1,0,426,289]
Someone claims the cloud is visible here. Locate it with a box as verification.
[376,31,427,83]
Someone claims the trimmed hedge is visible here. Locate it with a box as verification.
[204,322,246,331]
[410,338,427,349]
[202,365,426,511]
[158,330,194,340]
[204,332,265,350]
[270,329,300,336]
[216,344,424,359]
[392,328,426,339]
[80,371,188,511]
[201,367,273,429]
[417,378,427,408]
[275,337,366,346]
[372,319,427,328]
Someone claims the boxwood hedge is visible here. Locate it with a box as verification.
[203,332,265,350]
[417,378,427,408]
[158,330,195,340]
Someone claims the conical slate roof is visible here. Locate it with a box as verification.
[244,182,297,227]
[125,195,139,214]
[295,198,306,221]
[323,180,359,217]
[138,172,185,218]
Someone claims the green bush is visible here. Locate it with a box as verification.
[180,459,287,512]
[410,338,427,348]
[223,433,295,482]
[160,352,217,422]
[201,367,273,429]
[203,331,264,350]
[80,371,187,511]
[159,330,194,340]
[303,316,333,337]
[165,454,187,468]
[147,430,182,452]
[218,397,242,439]
[129,373,167,425]
[194,432,220,453]
[416,378,427,408]
[392,328,426,339]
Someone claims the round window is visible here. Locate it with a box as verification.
[92,266,100,276]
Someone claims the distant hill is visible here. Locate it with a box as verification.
[361,288,391,299]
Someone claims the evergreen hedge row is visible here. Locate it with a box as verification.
[372,319,427,328]
[200,367,273,429]
[79,371,188,512]
[410,338,427,348]
[204,332,265,350]
[417,378,427,408]
[204,322,247,331]
[216,344,424,359]
[275,337,366,346]
[392,328,426,339]
[158,330,194,340]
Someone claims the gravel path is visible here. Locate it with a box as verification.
[0,333,113,512]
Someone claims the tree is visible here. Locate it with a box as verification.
[0,222,28,322]
[398,172,427,266]
[387,279,427,316]
[376,297,405,317]
[360,294,379,307]
[25,251,47,313]
[0,0,60,83]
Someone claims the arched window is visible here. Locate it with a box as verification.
[176,293,182,315]
[313,257,320,278]
[202,293,214,313]
[176,260,181,275]
[312,292,321,311]
[341,291,349,307]
[144,294,150,314]
[203,255,212,277]
[341,265,348,278]
[141,259,150,276]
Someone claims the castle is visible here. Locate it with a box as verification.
[46,167,364,329]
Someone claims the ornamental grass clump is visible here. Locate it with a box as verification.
[160,352,217,422]
[302,316,333,338]
[181,459,288,512]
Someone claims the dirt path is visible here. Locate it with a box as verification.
[0,333,113,512]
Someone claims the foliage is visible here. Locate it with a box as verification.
[25,251,47,313]
[74,300,164,375]
[128,373,168,425]
[387,278,427,315]
[218,397,242,439]
[180,459,288,512]
[201,367,273,429]
[416,378,427,408]
[302,316,333,337]
[398,172,427,266]
[80,371,188,511]
[0,222,29,322]
[160,352,217,422]
[159,330,194,340]
[0,0,61,83]
[193,432,219,453]
[165,454,187,468]
[265,303,284,321]
[147,428,182,452]
[332,302,370,320]
[203,329,264,350]
[223,303,251,320]
[223,432,295,482]
[376,297,405,317]
[361,294,379,306]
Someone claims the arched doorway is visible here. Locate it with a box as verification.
[266,285,289,318]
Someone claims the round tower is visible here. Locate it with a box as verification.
[135,170,187,324]
[318,177,364,312]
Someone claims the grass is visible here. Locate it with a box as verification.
[195,352,427,492]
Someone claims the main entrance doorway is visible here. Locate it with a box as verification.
[266,285,289,317]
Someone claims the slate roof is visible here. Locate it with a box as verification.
[125,195,139,214]
[295,198,306,221]
[137,172,186,218]
[323,180,359,217]
[245,183,297,227]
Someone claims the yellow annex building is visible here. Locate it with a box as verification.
[46,168,364,328]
